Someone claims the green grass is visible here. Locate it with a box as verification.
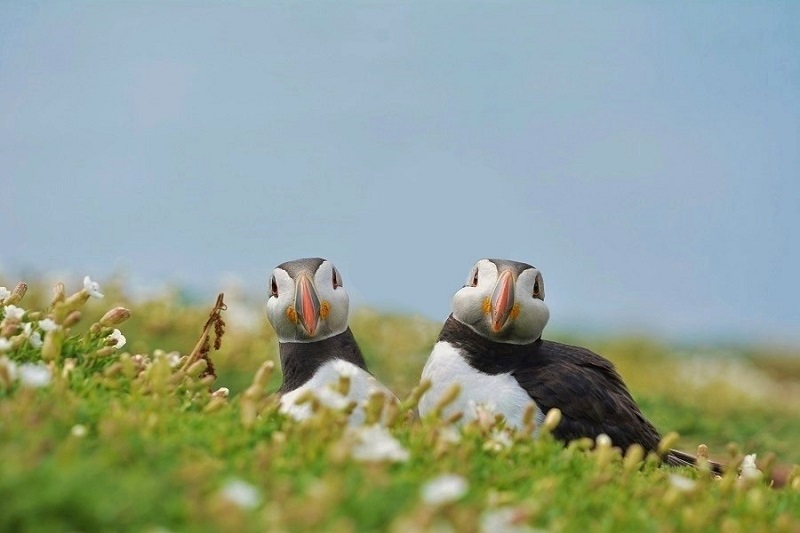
[0,277,798,532]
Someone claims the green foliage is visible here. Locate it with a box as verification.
[0,277,798,532]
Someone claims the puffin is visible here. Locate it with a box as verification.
[266,257,396,425]
[418,258,711,467]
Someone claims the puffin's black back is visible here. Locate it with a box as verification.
[278,327,369,393]
[438,316,662,452]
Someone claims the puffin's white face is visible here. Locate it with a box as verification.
[452,259,549,345]
[265,258,350,342]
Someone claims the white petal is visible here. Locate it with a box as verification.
[0,287,10,301]
[316,387,350,411]
[83,276,104,299]
[18,363,52,388]
[739,453,763,480]
[349,425,410,463]
[421,474,469,505]
[480,507,536,533]
[669,474,697,492]
[0,337,12,352]
[107,329,127,349]
[220,479,261,509]
[39,318,58,332]
[29,331,43,349]
[3,305,25,321]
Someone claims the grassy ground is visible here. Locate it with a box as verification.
[0,277,798,532]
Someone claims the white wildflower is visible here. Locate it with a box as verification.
[0,287,10,301]
[154,351,182,367]
[421,474,469,505]
[71,424,88,437]
[83,275,104,299]
[480,507,536,533]
[220,479,261,509]
[18,362,52,388]
[739,453,763,481]
[349,424,410,463]
[470,401,499,428]
[0,337,12,352]
[29,331,43,349]
[107,329,126,349]
[669,474,697,492]
[3,305,25,321]
[439,426,462,445]
[317,387,350,411]
[485,429,513,452]
[39,318,58,332]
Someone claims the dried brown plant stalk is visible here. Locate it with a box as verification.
[183,293,226,380]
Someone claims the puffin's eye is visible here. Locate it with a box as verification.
[533,273,544,300]
[470,269,479,287]
[332,267,342,289]
[270,276,279,298]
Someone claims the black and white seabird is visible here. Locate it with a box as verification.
[266,257,396,425]
[419,258,702,466]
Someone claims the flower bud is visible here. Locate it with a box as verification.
[51,282,66,306]
[364,390,386,425]
[252,360,275,389]
[697,444,709,460]
[92,346,117,358]
[543,408,562,432]
[0,323,17,338]
[100,307,131,327]
[0,355,17,388]
[63,310,82,328]
[335,374,351,396]
[623,444,645,473]
[186,359,208,379]
[41,327,64,361]
[522,402,537,427]
[204,395,228,413]
[432,383,461,415]
[401,379,432,411]
[61,358,77,378]
[657,431,680,457]
[3,282,27,306]
[66,290,91,308]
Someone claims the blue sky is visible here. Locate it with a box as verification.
[2,3,798,345]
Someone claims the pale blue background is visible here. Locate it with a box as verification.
[2,3,798,344]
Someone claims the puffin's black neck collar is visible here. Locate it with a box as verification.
[438,315,541,375]
[278,327,368,393]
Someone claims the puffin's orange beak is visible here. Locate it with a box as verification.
[295,274,320,336]
[490,270,515,332]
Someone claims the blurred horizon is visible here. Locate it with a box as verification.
[2,3,798,347]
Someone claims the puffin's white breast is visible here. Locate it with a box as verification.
[280,359,396,426]
[419,341,544,430]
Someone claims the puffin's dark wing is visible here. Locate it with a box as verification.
[513,340,662,452]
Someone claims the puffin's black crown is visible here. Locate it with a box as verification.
[276,257,326,279]
[487,259,536,276]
